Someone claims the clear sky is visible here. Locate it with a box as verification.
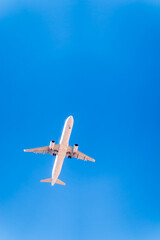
[0,1,160,239]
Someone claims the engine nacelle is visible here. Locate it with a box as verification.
[73,144,78,153]
[49,140,55,150]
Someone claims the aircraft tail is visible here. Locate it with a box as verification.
[40,178,66,186]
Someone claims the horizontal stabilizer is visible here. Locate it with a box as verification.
[56,179,66,186]
[40,178,66,186]
[40,178,52,183]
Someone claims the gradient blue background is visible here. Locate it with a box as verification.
[0,1,160,239]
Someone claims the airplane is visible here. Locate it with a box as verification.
[24,116,95,186]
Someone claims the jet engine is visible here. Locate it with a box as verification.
[73,144,78,153]
[49,140,55,150]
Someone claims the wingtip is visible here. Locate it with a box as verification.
[24,149,29,152]
[24,149,31,152]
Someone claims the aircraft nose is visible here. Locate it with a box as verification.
[69,115,73,122]
[67,115,74,124]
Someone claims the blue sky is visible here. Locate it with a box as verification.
[0,1,160,239]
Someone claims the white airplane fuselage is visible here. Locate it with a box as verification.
[51,116,73,186]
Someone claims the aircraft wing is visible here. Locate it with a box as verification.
[24,144,60,155]
[66,146,95,162]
